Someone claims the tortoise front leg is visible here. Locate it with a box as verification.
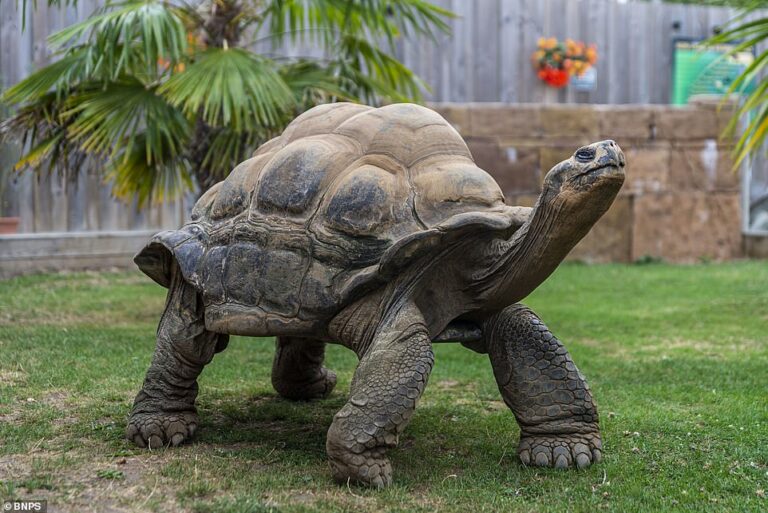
[326,301,434,488]
[126,263,227,448]
[272,336,337,400]
[483,304,602,469]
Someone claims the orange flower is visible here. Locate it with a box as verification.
[532,37,598,86]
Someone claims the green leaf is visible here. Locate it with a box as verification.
[278,60,350,105]
[107,132,192,207]
[13,132,64,170]
[199,126,263,184]
[47,0,187,80]
[335,33,427,103]
[159,47,295,131]
[9,0,453,205]
[706,5,768,167]
[63,78,189,166]
[261,0,451,49]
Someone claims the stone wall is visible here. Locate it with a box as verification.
[433,101,743,263]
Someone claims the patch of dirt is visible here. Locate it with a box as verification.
[0,369,27,386]
[52,416,79,427]
[4,449,186,513]
[0,410,23,424]
[41,391,70,408]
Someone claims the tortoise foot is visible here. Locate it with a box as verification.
[518,430,602,469]
[126,410,198,449]
[328,444,393,489]
[275,367,337,401]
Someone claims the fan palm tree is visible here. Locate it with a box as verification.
[1,0,451,205]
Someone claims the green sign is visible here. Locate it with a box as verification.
[672,40,754,105]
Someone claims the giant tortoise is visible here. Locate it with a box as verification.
[127,102,626,487]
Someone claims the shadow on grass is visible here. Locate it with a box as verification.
[196,393,345,453]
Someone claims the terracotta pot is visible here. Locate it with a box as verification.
[0,217,20,234]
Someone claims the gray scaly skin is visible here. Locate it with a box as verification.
[126,103,625,488]
[480,304,601,469]
[126,265,227,449]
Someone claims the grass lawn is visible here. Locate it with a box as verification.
[0,262,766,512]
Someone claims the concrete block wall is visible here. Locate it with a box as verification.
[433,101,743,263]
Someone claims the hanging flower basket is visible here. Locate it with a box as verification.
[532,38,598,88]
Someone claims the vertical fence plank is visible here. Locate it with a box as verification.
[473,0,499,102]
[434,0,453,102]
[520,0,545,103]
[450,0,474,101]
[630,2,651,104]
[498,0,519,103]
[563,0,582,105]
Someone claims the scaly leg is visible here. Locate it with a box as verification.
[126,263,227,448]
[484,304,602,469]
[272,336,337,400]
[326,301,433,488]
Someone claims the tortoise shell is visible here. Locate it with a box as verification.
[135,103,527,335]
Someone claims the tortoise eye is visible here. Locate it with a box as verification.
[575,148,595,162]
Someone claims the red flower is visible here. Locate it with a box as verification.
[547,68,569,88]
[537,66,569,88]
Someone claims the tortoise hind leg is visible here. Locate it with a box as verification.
[272,337,337,400]
[126,263,227,448]
[482,304,602,469]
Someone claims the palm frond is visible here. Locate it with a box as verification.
[13,132,65,170]
[48,0,188,80]
[335,33,427,103]
[200,126,263,183]
[63,78,189,167]
[0,90,84,179]
[261,0,451,49]
[108,132,192,207]
[10,0,452,205]
[278,59,350,106]
[707,4,768,166]
[2,45,103,104]
[159,47,295,131]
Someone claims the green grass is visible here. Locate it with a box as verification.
[0,263,766,512]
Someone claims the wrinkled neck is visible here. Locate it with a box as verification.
[482,190,600,310]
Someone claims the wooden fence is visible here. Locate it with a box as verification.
[0,0,757,234]
[399,0,750,105]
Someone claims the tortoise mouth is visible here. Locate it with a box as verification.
[571,162,624,183]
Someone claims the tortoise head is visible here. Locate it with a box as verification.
[543,140,625,206]
[536,139,625,239]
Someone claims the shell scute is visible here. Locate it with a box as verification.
[254,248,307,317]
[191,182,222,221]
[281,102,373,145]
[211,154,272,220]
[200,246,227,304]
[334,103,471,165]
[223,243,264,306]
[324,164,397,237]
[254,136,359,217]
[412,157,506,226]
